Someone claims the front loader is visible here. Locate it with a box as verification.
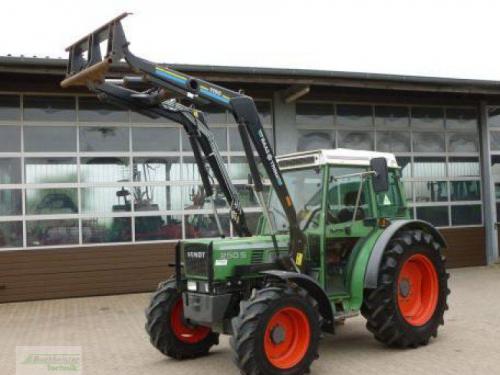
[61,13,450,375]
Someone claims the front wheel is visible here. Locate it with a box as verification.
[145,279,219,359]
[230,285,321,375]
[361,229,450,348]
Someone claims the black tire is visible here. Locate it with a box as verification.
[145,279,219,359]
[230,285,321,375]
[361,229,450,348]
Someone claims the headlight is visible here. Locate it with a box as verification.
[187,281,197,292]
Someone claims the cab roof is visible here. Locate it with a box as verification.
[276,149,399,170]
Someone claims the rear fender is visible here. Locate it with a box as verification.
[260,270,335,333]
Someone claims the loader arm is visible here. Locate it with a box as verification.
[61,13,307,271]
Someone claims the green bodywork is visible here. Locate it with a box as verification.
[180,162,410,318]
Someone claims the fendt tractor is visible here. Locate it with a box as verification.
[61,13,450,375]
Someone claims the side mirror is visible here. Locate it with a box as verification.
[370,157,389,193]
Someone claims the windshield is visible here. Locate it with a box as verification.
[268,167,323,232]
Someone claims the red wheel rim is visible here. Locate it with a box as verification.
[170,298,210,344]
[263,307,310,369]
[397,254,439,326]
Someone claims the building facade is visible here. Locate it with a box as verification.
[0,56,498,302]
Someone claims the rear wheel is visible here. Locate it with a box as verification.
[145,280,219,359]
[230,285,321,375]
[361,229,450,348]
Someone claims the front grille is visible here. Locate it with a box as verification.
[184,245,210,277]
[251,249,264,264]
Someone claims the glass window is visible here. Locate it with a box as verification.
[228,127,244,152]
[414,181,448,202]
[79,126,129,152]
[0,221,22,248]
[135,215,183,241]
[296,103,333,126]
[25,157,77,184]
[256,101,273,125]
[336,104,372,127]
[198,105,227,124]
[132,127,180,152]
[374,106,409,128]
[82,217,131,244]
[489,131,500,151]
[337,130,374,150]
[23,96,76,122]
[487,107,500,127]
[182,185,210,210]
[413,132,445,152]
[133,157,181,182]
[297,130,334,152]
[234,184,259,207]
[451,205,482,225]
[376,131,410,152]
[182,127,227,152]
[411,107,444,129]
[182,156,228,182]
[134,185,183,211]
[81,187,131,214]
[130,111,169,123]
[244,211,262,234]
[27,219,79,246]
[403,182,412,202]
[414,157,446,178]
[229,156,250,180]
[0,95,20,121]
[24,126,77,152]
[448,157,480,177]
[491,155,500,183]
[416,206,449,226]
[80,157,130,183]
[0,158,21,184]
[185,213,230,238]
[26,188,78,215]
[0,126,21,152]
[446,108,477,130]
[448,133,478,153]
[78,97,128,122]
[0,189,22,216]
[396,157,411,178]
[450,181,481,201]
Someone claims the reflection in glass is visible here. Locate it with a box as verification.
[0,189,22,215]
[182,156,228,182]
[25,157,77,184]
[133,185,182,211]
[337,131,374,150]
[244,211,263,234]
[396,157,411,178]
[450,181,481,201]
[133,157,181,182]
[229,156,250,180]
[182,185,226,210]
[80,126,129,152]
[374,106,409,128]
[448,133,478,153]
[446,108,477,130]
[413,132,445,152]
[235,184,258,207]
[78,97,128,122]
[228,127,244,152]
[336,104,372,127]
[0,95,20,121]
[26,188,78,215]
[492,155,500,183]
[82,217,131,244]
[185,213,230,238]
[411,107,444,129]
[256,101,273,125]
[490,131,500,151]
[296,103,333,126]
[0,221,22,248]
[414,181,448,202]
[0,126,21,152]
[135,215,183,241]
[82,186,131,214]
[24,126,77,152]
[23,96,76,121]
[199,105,227,124]
[80,157,130,183]
[0,158,21,184]
[402,182,412,202]
[297,130,333,151]
[451,205,481,225]
[487,107,500,127]
[416,206,449,227]
[27,219,79,246]
[132,127,180,152]
[414,157,446,178]
[448,157,480,177]
[376,131,410,152]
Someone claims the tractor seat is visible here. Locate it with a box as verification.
[337,191,365,223]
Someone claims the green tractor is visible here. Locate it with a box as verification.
[61,14,450,375]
